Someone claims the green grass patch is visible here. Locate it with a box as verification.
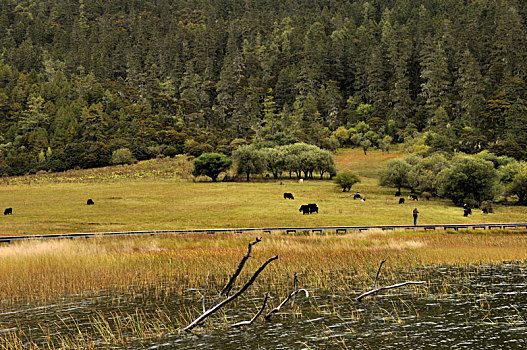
[1,149,526,235]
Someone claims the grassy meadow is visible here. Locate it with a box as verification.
[1,148,527,236]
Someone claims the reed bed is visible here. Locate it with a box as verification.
[1,231,526,303]
[0,308,181,350]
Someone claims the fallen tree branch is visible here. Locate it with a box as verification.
[356,281,425,302]
[338,194,354,198]
[210,237,262,308]
[374,259,387,288]
[203,271,210,313]
[264,289,309,321]
[291,272,298,307]
[231,293,269,328]
[184,255,278,332]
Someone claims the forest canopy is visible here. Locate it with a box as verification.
[1,0,527,175]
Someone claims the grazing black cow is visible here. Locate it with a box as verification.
[395,191,401,197]
[398,198,405,204]
[463,203,472,217]
[408,194,419,201]
[3,207,12,215]
[308,203,318,214]
[353,193,362,200]
[283,192,294,200]
[482,208,489,214]
[300,203,318,215]
[87,199,94,205]
[299,205,310,215]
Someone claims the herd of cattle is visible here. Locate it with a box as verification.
[0,187,486,220]
[289,189,422,215]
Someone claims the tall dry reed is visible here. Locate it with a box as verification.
[1,231,526,303]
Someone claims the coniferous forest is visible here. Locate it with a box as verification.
[1,0,527,175]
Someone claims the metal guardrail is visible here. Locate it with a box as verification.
[1,223,526,244]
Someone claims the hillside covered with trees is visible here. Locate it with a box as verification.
[1,0,527,175]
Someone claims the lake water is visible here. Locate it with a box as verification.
[1,262,525,349]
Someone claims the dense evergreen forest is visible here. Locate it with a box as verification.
[1,0,527,175]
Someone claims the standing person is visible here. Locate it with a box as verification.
[413,208,419,226]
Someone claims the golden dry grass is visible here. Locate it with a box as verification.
[1,231,526,303]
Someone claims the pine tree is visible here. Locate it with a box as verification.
[455,48,485,127]
[382,14,413,126]
[492,1,527,80]
[18,95,49,133]
[420,35,451,120]
[504,99,527,148]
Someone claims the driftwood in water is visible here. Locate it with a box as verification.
[202,271,210,313]
[231,293,270,328]
[210,237,262,308]
[264,288,309,321]
[374,259,387,288]
[356,281,425,302]
[357,259,425,302]
[291,272,298,307]
[184,254,278,332]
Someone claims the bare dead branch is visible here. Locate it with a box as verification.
[203,271,210,313]
[356,281,425,302]
[231,292,269,328]
[184,255,278,332]
[374,259,387,288]
[210,237,262,308]
[264,289,309,321]
[291,272,298,307]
